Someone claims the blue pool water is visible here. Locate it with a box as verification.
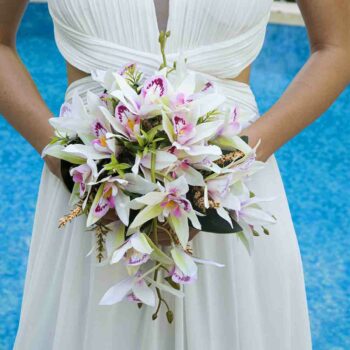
[0,4,349,349]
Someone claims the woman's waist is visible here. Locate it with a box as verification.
[66,62,252,87]
[65,66,260,123]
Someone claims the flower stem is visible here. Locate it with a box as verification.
[158,31,171,70]
[157,225,175,245]
[150,142,158,245]
[137,262,161,282]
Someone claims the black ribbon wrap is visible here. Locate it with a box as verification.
[60,159,75,193]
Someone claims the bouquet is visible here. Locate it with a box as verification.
[42,31,276,322]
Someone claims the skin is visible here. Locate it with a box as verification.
[1,0,349,245]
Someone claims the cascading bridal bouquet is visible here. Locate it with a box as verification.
[42,31,276,323]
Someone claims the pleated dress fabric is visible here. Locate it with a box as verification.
[14,1,312,349]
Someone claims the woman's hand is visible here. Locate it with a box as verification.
[239,123,272,163]
[44,155,63,181]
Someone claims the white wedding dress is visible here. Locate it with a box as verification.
[14,1,312,349]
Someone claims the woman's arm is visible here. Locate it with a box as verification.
[0,0,61,177]
[242,0,350,161]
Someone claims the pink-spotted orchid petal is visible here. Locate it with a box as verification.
[172,112,196,145]
[164,175,189,197]
[169,265,197,284]
[141,75,168,100]
[170,247,198,281]
[69,163,93,197]
[99,276,135,306]
[99,106,129,140]
[131,277,156,306]
[110,231,153,266]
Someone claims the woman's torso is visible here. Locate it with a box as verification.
[47,0,273,86]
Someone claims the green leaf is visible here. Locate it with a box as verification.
[147,125,162,142]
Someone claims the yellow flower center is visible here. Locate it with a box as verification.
[127,119,135,131]
[100,135,107,147]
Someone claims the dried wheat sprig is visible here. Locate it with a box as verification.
[58,200,84,228]
[94,223,110,263]
[192,187,220,211]
[214,149,245,167]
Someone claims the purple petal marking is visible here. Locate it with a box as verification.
[125,292,142,303]
[172,205,182,218]
[170,265,197,284]
[72,173,83,183]
[125,252,150,266]
[201,81,214,92]
[141,75,167,98]
[79,183,86,197]
[94,200,110,217]
[115,103,129,123]
[118,63,137,77]
[91,120,107,138]
[59,102,72,117]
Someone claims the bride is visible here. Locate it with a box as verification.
[1,0,349,349]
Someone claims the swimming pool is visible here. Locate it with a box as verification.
[0,4,349,349]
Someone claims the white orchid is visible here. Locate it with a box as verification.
[99,271,156,307]
[168,247,225,284]
[87,173,157,227]
[69,160,98,197]
[110,231,154,267]
[129,176,201,248]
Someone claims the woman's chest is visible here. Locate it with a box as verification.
[48,0,273,52]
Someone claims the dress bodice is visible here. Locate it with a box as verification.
[47,0,273,80]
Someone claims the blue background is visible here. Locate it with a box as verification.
[0,4,349,349]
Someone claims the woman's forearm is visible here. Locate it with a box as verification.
[0,43,54,155]
[244,46,350,161]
